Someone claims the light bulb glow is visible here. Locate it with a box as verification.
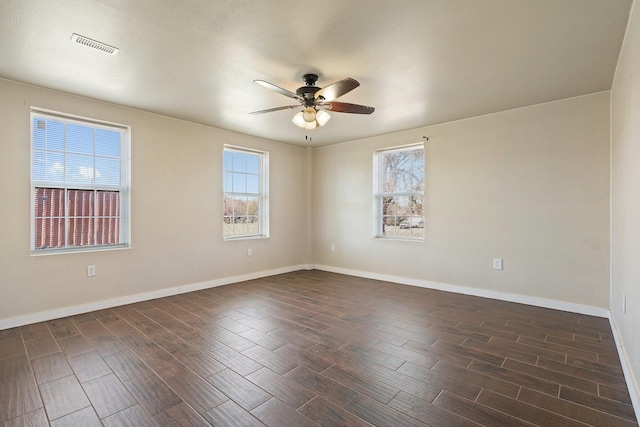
[293,108,330,129]
[302,107,316,122]
[316,109,330,126]
[292,112,305,127]
[292,112,317,129]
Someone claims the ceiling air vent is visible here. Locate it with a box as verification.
[70,33,119,56]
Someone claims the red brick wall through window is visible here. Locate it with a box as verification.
[34,188,120,249]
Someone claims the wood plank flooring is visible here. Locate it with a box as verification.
[0,270,637,426]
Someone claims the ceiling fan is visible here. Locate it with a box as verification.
[249,73,375,129]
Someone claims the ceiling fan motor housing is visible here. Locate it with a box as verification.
[302,73,319,86]
[296,87,320,102]
[297,73,322,104]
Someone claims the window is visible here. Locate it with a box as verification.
[30,109,130,253]
[374,143,425,239]
[223,146,269,239]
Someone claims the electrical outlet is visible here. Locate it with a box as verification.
[492,258,503,270]
[247,248,253,257]
[87,265,96,277]
[331,244,336,252]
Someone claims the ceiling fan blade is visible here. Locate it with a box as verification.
[254,80,301,100]
[322,102,375,114]
[249,105,300,115]
[314,78,360,102]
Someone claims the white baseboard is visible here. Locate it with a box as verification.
[314,264,610,317]
[608,314,640,422]
[0,264,307,330]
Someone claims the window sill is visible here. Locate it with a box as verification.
[30,244,130,256]
[374,236,424,242]
[224,235,269,242]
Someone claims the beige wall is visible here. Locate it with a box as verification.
[0,78,306,323]
[611,0,640,405]
[315,93,610,308]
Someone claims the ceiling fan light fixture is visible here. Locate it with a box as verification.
[316,109,330,126]
[293,112,317,129]
[293,109,330,130]
[302,107,316,123]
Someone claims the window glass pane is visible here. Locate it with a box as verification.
[33,119,46,150]
[247,217,259,235]
[33,119,65,151]
[410,217,425,238]
[411,196,423,215]
[67,190,94,217]
[224,151,233,172]
[396,196,411,216]
[412,170,425,192]
[232,172,246,193]
[383,169,397,193]
[396,214,424,238]
[233,195,248,216]
[247,196,259,216]
[233,152,246,173]
[96,191,120,216]
[33,151,65,182]
[35,217,65,249]
[413,150,425,169]
[96,217,120,245]
[381,151,394,167]
[47,120,65,152]
[246,174,259,194]
[95,128,121,157]
[396,172,413,192]
[33,119,66,151]
[95,157,121,186]
[232,222,242,236]
[382,216,396,237]
[67,217,94,247]
[66,123,94,154]
[382,196,395,217]
[34,188,65,218]
[247,154,259,174]
[223,217,233,237]
[223,196,233,218]
[66,154,95,184]
[224,172,233,192]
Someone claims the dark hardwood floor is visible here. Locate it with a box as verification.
[0,270,637,426]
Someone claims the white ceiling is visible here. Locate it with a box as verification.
[0,0,632,147]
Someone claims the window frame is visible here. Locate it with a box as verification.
[30,108,131,255]
[223,145,269,240]
[373,142,425,240]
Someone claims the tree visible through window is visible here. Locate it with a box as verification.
[31,110,130,252]
[375,144,425,239]
[223,146,268,239]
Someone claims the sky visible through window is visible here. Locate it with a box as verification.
[223,150,260,194]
